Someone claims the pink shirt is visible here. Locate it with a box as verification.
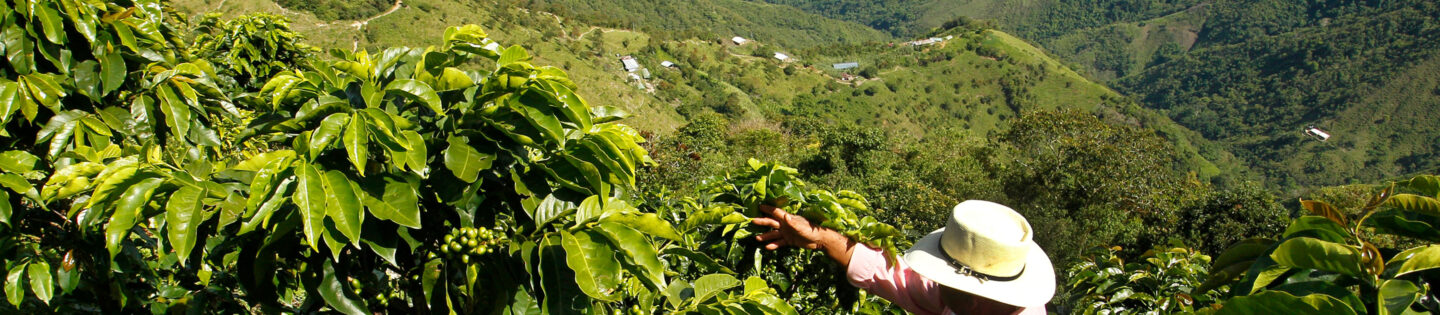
[845,245,1046,315]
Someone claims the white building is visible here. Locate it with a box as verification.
[620,56,640,72]
[660,61,676,68]
[1305,126,1331,141]
[773,52,790,61]
[732,36,748,45]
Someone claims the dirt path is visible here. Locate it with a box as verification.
[351,0,403,30]
[575,27,602,40]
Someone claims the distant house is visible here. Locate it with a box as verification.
[660,61,677,68]
[833,62,859,70]
[906,37,945,46]
[732,36,748,45]
[773,52,790,61]
[945,35,954,40]
[1305,126,1332,141]
[620,56,640,72]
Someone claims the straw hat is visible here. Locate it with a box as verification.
[903,200,1056,307]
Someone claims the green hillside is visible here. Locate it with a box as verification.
[1118,1,1440,191]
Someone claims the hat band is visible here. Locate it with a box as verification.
[941,242,1024,283]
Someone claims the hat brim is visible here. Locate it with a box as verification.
[903,228,1055,307]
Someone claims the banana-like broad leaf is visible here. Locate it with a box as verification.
[560,230,622,301]
[1386,245,1440,277]
[1399,175,1440,197]
[1384,194,1440,218]
[1364,210,1440,242]
[1378,279,1421,315]
[165,185,207,265]
[1212,291,1355,314]
[1282,216,1350,243]
[1269,237,1365,278]
[1196,261,1252,295]
[1212,239,1275,271]
[593,222,667,292]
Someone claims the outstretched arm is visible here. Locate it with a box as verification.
[751,205,858,266]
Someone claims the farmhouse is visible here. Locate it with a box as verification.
[619,55,640,72]
[773,52,790,61]
[732,36,748,45]
[1305,126,1332,141]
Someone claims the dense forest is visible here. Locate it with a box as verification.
[2,0,1438,313]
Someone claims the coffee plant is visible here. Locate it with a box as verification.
[1197,175,1440,314]
[0,0,800,312]
[656,159,909,313]
[1061,243,1225,314]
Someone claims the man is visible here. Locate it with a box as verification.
[752,200,1054,314]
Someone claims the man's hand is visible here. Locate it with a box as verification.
[751,205,856,266]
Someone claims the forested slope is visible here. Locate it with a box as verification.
[749,0,1440,193]
[1119,1,1440,191]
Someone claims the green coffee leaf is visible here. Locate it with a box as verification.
[100,51,125,94]
[363,176,421,229]
[26,260,50,304]
[560,230,622,301]
[166,186,208,265]
[384,79,444,115]
[295,163,326,252]
[317,260,369,315]
[344,114,369,176]
[443,136,493,183]
[106,177,164,260]
[323,170,363,248]
[5,263,25,306]
[309,113,350,161]
[600,212,682,242]
[593,223,667,292]
[692,274,741,305]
